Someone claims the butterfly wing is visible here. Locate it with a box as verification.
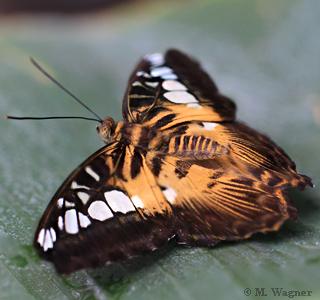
[122,49,236,129]
[145,121,312,246]
[34,142,175,274]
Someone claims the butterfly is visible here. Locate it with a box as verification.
[33,49,313,274]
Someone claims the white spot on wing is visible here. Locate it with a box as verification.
[38,228,56,252]
[58,216,64,230]
[201,122,218,130]
[71,181,90,190]
[65,201,75,208]
[37,228,45,246]
[145,53,164,66]
[164,91,198,104]
[131,195,144,208]
[162,80,187,91]
[162,187,177,204]
[105,190,135,214]
[43,229,54,251]
[77,192,90,205]
[88,200,113,221]
[150,66,174,77]
[136,71,152,78]
[50,227,56,242]
[161,73,178,80]
[78,212,91,228]
[132,81,144,87]
[145,81,159,88]
[57,197,64,208]
[85,166,100,181]
[187,103,202,109]
[65,209,79,234]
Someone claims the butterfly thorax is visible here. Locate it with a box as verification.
[97,117,166,150]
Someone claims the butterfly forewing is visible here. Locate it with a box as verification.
[34,142,175,274]
[122,49,236,129]
[34,49,312,274]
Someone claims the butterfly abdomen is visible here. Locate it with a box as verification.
[161,133,228,159]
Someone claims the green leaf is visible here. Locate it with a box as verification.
[1,1,320,299]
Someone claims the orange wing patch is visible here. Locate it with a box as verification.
[115,145,173,219]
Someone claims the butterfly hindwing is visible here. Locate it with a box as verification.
[34,142,175,274]
[145,121,312,246]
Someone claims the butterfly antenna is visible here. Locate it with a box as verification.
[28,57,103,123]
[5,116,100,122]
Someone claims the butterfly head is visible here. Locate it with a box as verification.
[96,117,116,143]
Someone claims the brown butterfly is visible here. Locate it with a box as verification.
[33,49,313,274]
